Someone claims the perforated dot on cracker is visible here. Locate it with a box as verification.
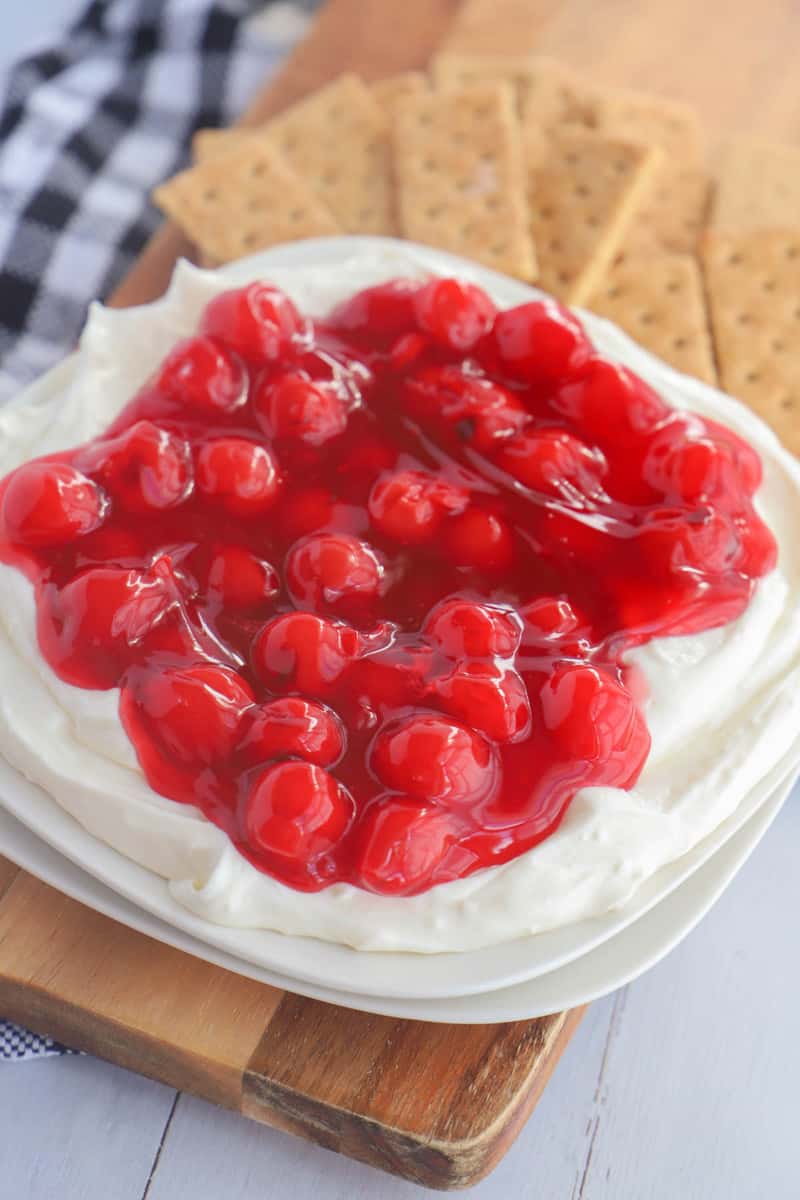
[593,86,704,162]
[703,229,800,454]
[525,129,660,304]
[152,141,340,265]
[588,251,716,383]
[621,164,710,255]
[371,72,428,113]
[711,138,800,234]
[267,73,395,236]
[392,83,537,280]
[520,57,606,131]
[432,52,537,114]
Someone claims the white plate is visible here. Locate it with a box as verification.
[2,747,798,1002]
[1,772,794,1023]
[2,235,799,1001]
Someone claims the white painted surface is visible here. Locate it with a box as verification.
[2,5,799,1197]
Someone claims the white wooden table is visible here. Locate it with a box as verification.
[2,5,799,1197]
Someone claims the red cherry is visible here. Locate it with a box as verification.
[442,508,514,570]
[702,418,763,495]
[370,714,496,806]
[519,597,590,655]
[43,557,184,687]
[490,298,591,384]
[206,545,279,610]
[412,278,496,352]
[253,372,348,446]
[128,664,253,766]
[554,358,670,446]
[496,430,605,500]
[368,470,469,544]
[402,366,528,453]
[329,278,422,338]
[244,761,353,863]
[356,797,458,895]
[433,662,531,742]
[638,506,741,576]
[199,283,303,363]
[195,438,280,516]
[80,420,192,513]
[253,611,360,694]
[154,335,246,413]
[286,533,385,613]
[2,461,106,547]
[734,507,778,578]
[644,428,750,506]
[423,597,521,659]
[241,697,344,767]
[540,664,649,785]
[348,637,434,723]
[388,331,431,371]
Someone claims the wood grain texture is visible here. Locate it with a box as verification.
[0,855,19,900]
[0,875,280,1109]
[241,0,461,122]
[242,998,584,1189]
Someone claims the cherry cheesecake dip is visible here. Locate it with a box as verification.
[0,243,798,952]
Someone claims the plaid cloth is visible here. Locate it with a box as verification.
[0,0,313,1061]
[0,0,315,403]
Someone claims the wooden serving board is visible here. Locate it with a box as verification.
[3,0,800,1189]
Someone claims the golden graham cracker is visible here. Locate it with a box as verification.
[711,138,800,233]
[267,73,395,236]
[525,130,660,305]
[193,126,256,163]
[588,252,716,384]
[152,141,340,265]
[431,52,539,114]
[621,164,710,255]
[703,229,800,454]
[520,58,605,131]
[370,72,428,113]
[392,84,537,281]
[592,87,704,161]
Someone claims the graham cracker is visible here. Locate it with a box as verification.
[621,164,710,255]
[432,52,539,115]
[593,86,704,161]
[392,83,537,281]
[703,229,800,454]
[711,138,800,233]
[193,126,256,163]
[267,73,395,235]
[152,140,340,264]
[371,72,428,113]
[525,129,660,304]
[519,57,604,130]
[588,252,716,384]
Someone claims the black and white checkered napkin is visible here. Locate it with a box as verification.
[0,0,313,1061]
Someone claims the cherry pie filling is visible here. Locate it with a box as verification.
[0,276,778,896]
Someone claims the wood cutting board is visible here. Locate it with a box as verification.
[3,0,800,1189]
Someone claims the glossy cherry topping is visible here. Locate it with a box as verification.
[0,277,778,896]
